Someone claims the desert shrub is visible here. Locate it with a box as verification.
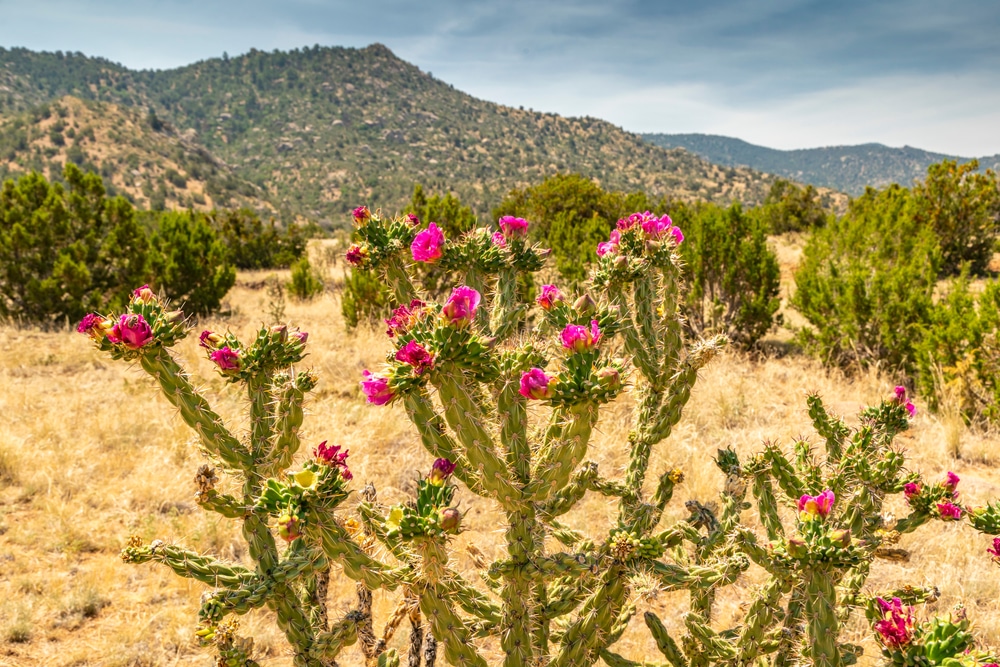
[0,163,148,326]
[756,178,831,233]
[286,256,324,301]
[915,275,1000,424]
[211,207,308,269]
[912,160,1000,276]
[793,184,941,375]
[340,266,390,329]
[147,210,235,316]
[673,201,781,349]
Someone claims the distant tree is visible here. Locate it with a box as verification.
[756,179,831,233]
[210,207,308,269]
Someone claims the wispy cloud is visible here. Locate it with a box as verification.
[1,0,998,154]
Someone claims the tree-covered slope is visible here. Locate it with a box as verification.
[0,45,780,224]
[643,132,1000,196]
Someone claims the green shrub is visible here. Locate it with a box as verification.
[756,178,831,233]
[286,256,324,301]
[915,275,1000,424]
[148,211,236,316]
[911,160,1000,276]
[340,266,389,328]
[0,163,148,326]
[673,202,781,349]
[793,184,941,374]
[211,207,308,269]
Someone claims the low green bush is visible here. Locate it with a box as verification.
[286,256,324,301]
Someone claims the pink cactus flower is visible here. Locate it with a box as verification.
[345,244,368,266]
[442,286,481,327]
[291,331,308,344]
[937,502,963,521]
[210,347,241,372]
[352,206,371,224]
[491,231,507,248]
[944,471,960,496]
[641,213,674,239]
[988,537,1000,562]
[670,226,684,244]
[385,299,426,337]
[597,229,621,257]
[439,507,461,531]
[411,222,445,263]
[561,320,602,353]
[874,597,914,648]
[617,212,647,231]
[77,313,110,340]
[499,215,529,238]
[109,314,153,349]
[314,441,352,480]
[132,284,157,304]
[395,340,435,374]
[199,330,223,349]
[429,458,456,485]
[405,213,420,225]
[903,482,921,501]
[519,368,552,400]
[361,370,395,405]
[798,489,835,520]
[536,284,564,311]
[893,385,917,416]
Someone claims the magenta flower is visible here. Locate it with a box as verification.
[893,385,917,416]
[988,537,1000,562]
[874,597,914,648]
[291,331,308,344]
[944,471,960,496]
[352,205,371,224]
[361,370,395,405]
[395,340,435,374]
[491,231,507,248]
[411,222,445,263]
[641,213,674,239]
[894,385,907,401]
[798,490,835,520]
[536,284,564,311]
[385,299,426,337]
[670,226,684,244]
[77,313,110,340]
[109,314,153,350]
[937,502,963,521]
[199,330,223,349]
[314,441,352,480]
[132,284,157,304]
[405,213,420,225]
[210,347,241,372]
[596,229,621,257]
[519,368,552,400]
[499,215,529,238]
[429,457,456,485]
[346,244,368,267]
[617,212,646,231]
[903,482,921,501]
[442,286,481,327]
[561,320,602,353]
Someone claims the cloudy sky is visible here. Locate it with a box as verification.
[2,0,998,155]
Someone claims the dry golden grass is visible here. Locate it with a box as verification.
[2,254,1000,666]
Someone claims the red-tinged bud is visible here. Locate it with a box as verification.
[277,513,302,541]
[164,310,185,325]
[596,367,621,391]
[270,324,288,342]
[573,293,596,315]
[199,330,224,349]
[429,458,456,485]
[830,528,852,547]
[132,284,157,304]
[352,205,372,225]
[614,255,629,269]
[439,508,461,532]
[786,536,808,559]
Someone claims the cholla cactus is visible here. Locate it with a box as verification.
[81,286,387,667]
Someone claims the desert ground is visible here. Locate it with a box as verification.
[1,240,999,667]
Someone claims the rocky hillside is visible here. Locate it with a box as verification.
[643,132,1000,196]
[0,45,779,224]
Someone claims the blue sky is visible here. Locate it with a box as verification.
[1,0,998,155]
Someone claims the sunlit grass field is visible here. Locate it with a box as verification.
[2,241,999,666]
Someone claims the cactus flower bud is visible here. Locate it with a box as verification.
[291,331,308,344]
[519,368,552,400]
[352,205,372,225]
[903,481,921,501]
[893,385,917,416]
[346,244,369,267]
[498,215,528,238]
[442,286,481,327]
[361,370,395,405]
[491,231,507,248]
[277,514,302,541]
[596,366,622,391]
[109,314,154,349]
[830,528,852,547]
[429,458,456,485]
[536,284,564,310]
[405,213,420,225]
[561,320,601,353]
[439,507,461,532]
[596,230,621,257]
[613,254,629,269]
[210,347,242,373]
[77,313,110,340]
[132,284,157,304]
[164,310,184,325]
[270,324,288,342]
[786,536,808,559]
[411,222,445,263]
[798,489,835,520]
[937,502,963,521]
[573,293,596,315]
[395,340,435,374]
[292,469,317,489]
[199,330,224,349]
[314,441,351,480]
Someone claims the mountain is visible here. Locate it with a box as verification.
[0,45,781,225]
[642,133,1000,196]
